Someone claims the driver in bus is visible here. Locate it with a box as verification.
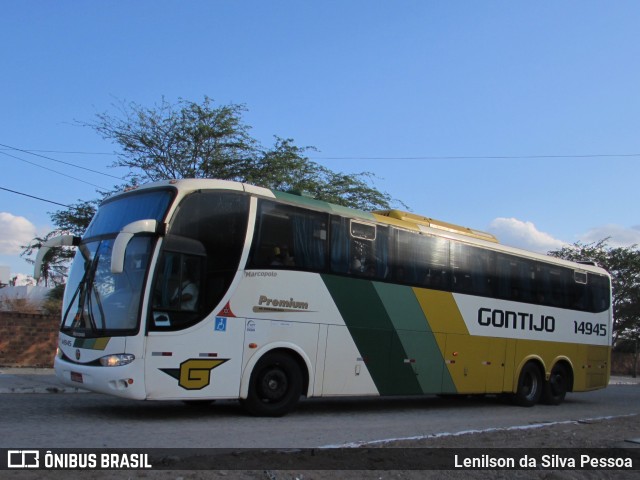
[171,261,199,311]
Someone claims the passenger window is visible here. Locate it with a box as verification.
[569,270,589,310]
[588,273,611,312]
[496,255,535,304]
[249,201,328,272]
[331,216,388,280]
[392,230,450,289]
[451,243,495,296]
[537,265,569,308]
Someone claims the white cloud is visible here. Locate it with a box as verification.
[488,218,640,254]
[579,224,640,248]
[0,212,37,255]
[488,217,566,253]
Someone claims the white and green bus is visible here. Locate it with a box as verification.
[37,179,612,416]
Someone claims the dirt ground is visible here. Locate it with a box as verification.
[6,413,640,480]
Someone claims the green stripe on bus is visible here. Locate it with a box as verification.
[372,283,456,393]
[321,275,422,395]
[72,337,110,350]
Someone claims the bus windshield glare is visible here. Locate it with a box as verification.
[61,189,173,336]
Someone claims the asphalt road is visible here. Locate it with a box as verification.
[2,384,639,449]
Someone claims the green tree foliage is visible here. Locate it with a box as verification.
[43,284,66,315]
[84,96,395,211]
[89,99,257,183]
[548,239,640,345]
[21,232,74,286]
[22,199,99,285]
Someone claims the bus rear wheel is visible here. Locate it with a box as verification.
[242,352,303,417]
[513,362,542,407]
[541,363,570,405]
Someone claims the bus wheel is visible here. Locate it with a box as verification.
[242,352,303,417]
[541,364,569,405]
[513,362,542,407]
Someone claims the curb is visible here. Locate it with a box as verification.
[0,368,88,394]
[0,386,88,394]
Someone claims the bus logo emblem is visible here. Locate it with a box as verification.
[160,358,229,390]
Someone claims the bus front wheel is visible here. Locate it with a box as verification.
[242,352,303,417]
[513,362,543,407]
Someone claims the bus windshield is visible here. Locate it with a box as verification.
[84,189,173,240]
[61,189,173,336]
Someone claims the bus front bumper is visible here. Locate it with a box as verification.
[54,356,147,400]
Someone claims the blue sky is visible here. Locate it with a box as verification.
[1,1,640,277]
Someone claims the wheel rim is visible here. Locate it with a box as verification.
[523,371,538,400]
[259,367,288,402]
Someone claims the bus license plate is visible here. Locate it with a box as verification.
[70,371,83,383]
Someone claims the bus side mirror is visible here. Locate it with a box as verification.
[111,220,163,274]
[34,235,81,280]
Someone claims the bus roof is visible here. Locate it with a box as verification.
[373,210,499,243]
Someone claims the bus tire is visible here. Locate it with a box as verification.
[242,352,303,417]
[513,362,543,407]
[541,363,570,405]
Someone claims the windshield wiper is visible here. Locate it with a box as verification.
[62,261,91,331]
[87,283,107,331]
[64,246,102,334]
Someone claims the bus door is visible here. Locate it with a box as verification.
[143,235,245,400]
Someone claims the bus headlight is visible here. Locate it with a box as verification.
[99,354,135,367]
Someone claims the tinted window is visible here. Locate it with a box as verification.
[247,204,611,314]
[392,230,450,290]
[151,191,249,330]
[451,243,495,296]
[588,273,611,311]
[249,200,328,272]
[330,216,389,280]
[496,254,535,303]
[85,189,173,239]
[170,192,249,271]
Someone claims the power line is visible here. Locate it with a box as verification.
[0,186,69,207]
[311,153,640,160]
[0,148,115,156]
[0,143,123,180]
[0,150,109,189]
[3,145,640,161]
